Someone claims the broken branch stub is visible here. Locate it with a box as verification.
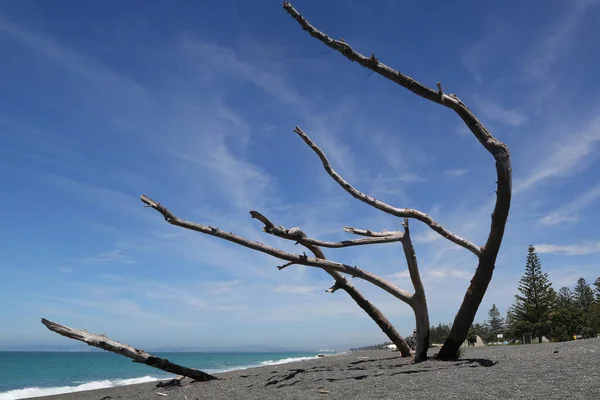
[41,318,219,382]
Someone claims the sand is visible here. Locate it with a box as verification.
[31,338,600,400]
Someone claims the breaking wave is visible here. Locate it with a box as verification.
[0,376,164,400]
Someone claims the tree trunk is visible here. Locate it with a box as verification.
[437,266,492,359]
[437,150,511,360]
[411,297,430,362]
[341,282,412,356]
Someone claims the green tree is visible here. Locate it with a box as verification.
[488,304,505,340]
[429,323,451,345]
[548,287,581,342]
[573,278,595,313]
[508,245,556,343]
[556,287,574,308]
[593,277,600,303]
[468,322,492,344]
[588,303,600,335]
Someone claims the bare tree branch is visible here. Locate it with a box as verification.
[326,281,343,293]
[250,211,403,248]
[401,218,426,301]
[41,318,219,382]
[276,261,296,270]
[282,2,509,157]
[399,218,430,361]
[343,227,401,237]
[293,126,481,257]
[141,195,413,304]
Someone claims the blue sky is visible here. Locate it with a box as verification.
[1,0,599,351]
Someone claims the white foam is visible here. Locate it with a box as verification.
[0,376,165,400]
[259,356,319,366]
[0,356,321,399]
[202,355,320,374]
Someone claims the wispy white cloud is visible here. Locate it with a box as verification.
[413,230,441,244]
[38,294,158,319]
[444,169,468,177]
[538,183,600,225]
[79,249,138,265]
[272,285,324,294]
[514,114,600,193]
[426,268,472,280]
[524,0,599,100]
[538,213,580,226]
[476,96,527,127]
[535,242,600,255]
[181,39,304,106]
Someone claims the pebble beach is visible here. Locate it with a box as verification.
[30,338,600,400]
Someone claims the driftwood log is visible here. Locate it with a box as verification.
[41,318,219,382]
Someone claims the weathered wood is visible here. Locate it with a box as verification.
[156,375,186,388]
[249,210,404,248]
[41,318,219,382]
[401,219,430,362]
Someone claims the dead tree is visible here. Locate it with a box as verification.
[137,0,513,359]
[282,2,512,360]
[41,318,219,382]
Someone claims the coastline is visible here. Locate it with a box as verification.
[25,338,600,400]
[0,352,329,400]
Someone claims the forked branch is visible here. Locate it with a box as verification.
[343,227,401,237]
[250,210,404,247]
[41,318,219,382]
[293,126,481,257]
[141,195,414,304]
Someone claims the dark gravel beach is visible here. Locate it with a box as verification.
[33,338,600,400]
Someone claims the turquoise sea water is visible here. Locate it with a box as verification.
[0,351,328,399]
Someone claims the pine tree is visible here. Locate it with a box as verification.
[508,245,556,343]
[593,277,600,303]
[548,286,581,342]
[556,287,573,308]
[573,278,595,313]
[487,304,505,340]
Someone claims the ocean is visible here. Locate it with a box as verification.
[0,351,330,400]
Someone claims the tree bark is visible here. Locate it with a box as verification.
[411,298,430,362]
[401,219,430,362]
[41,318,219,382]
